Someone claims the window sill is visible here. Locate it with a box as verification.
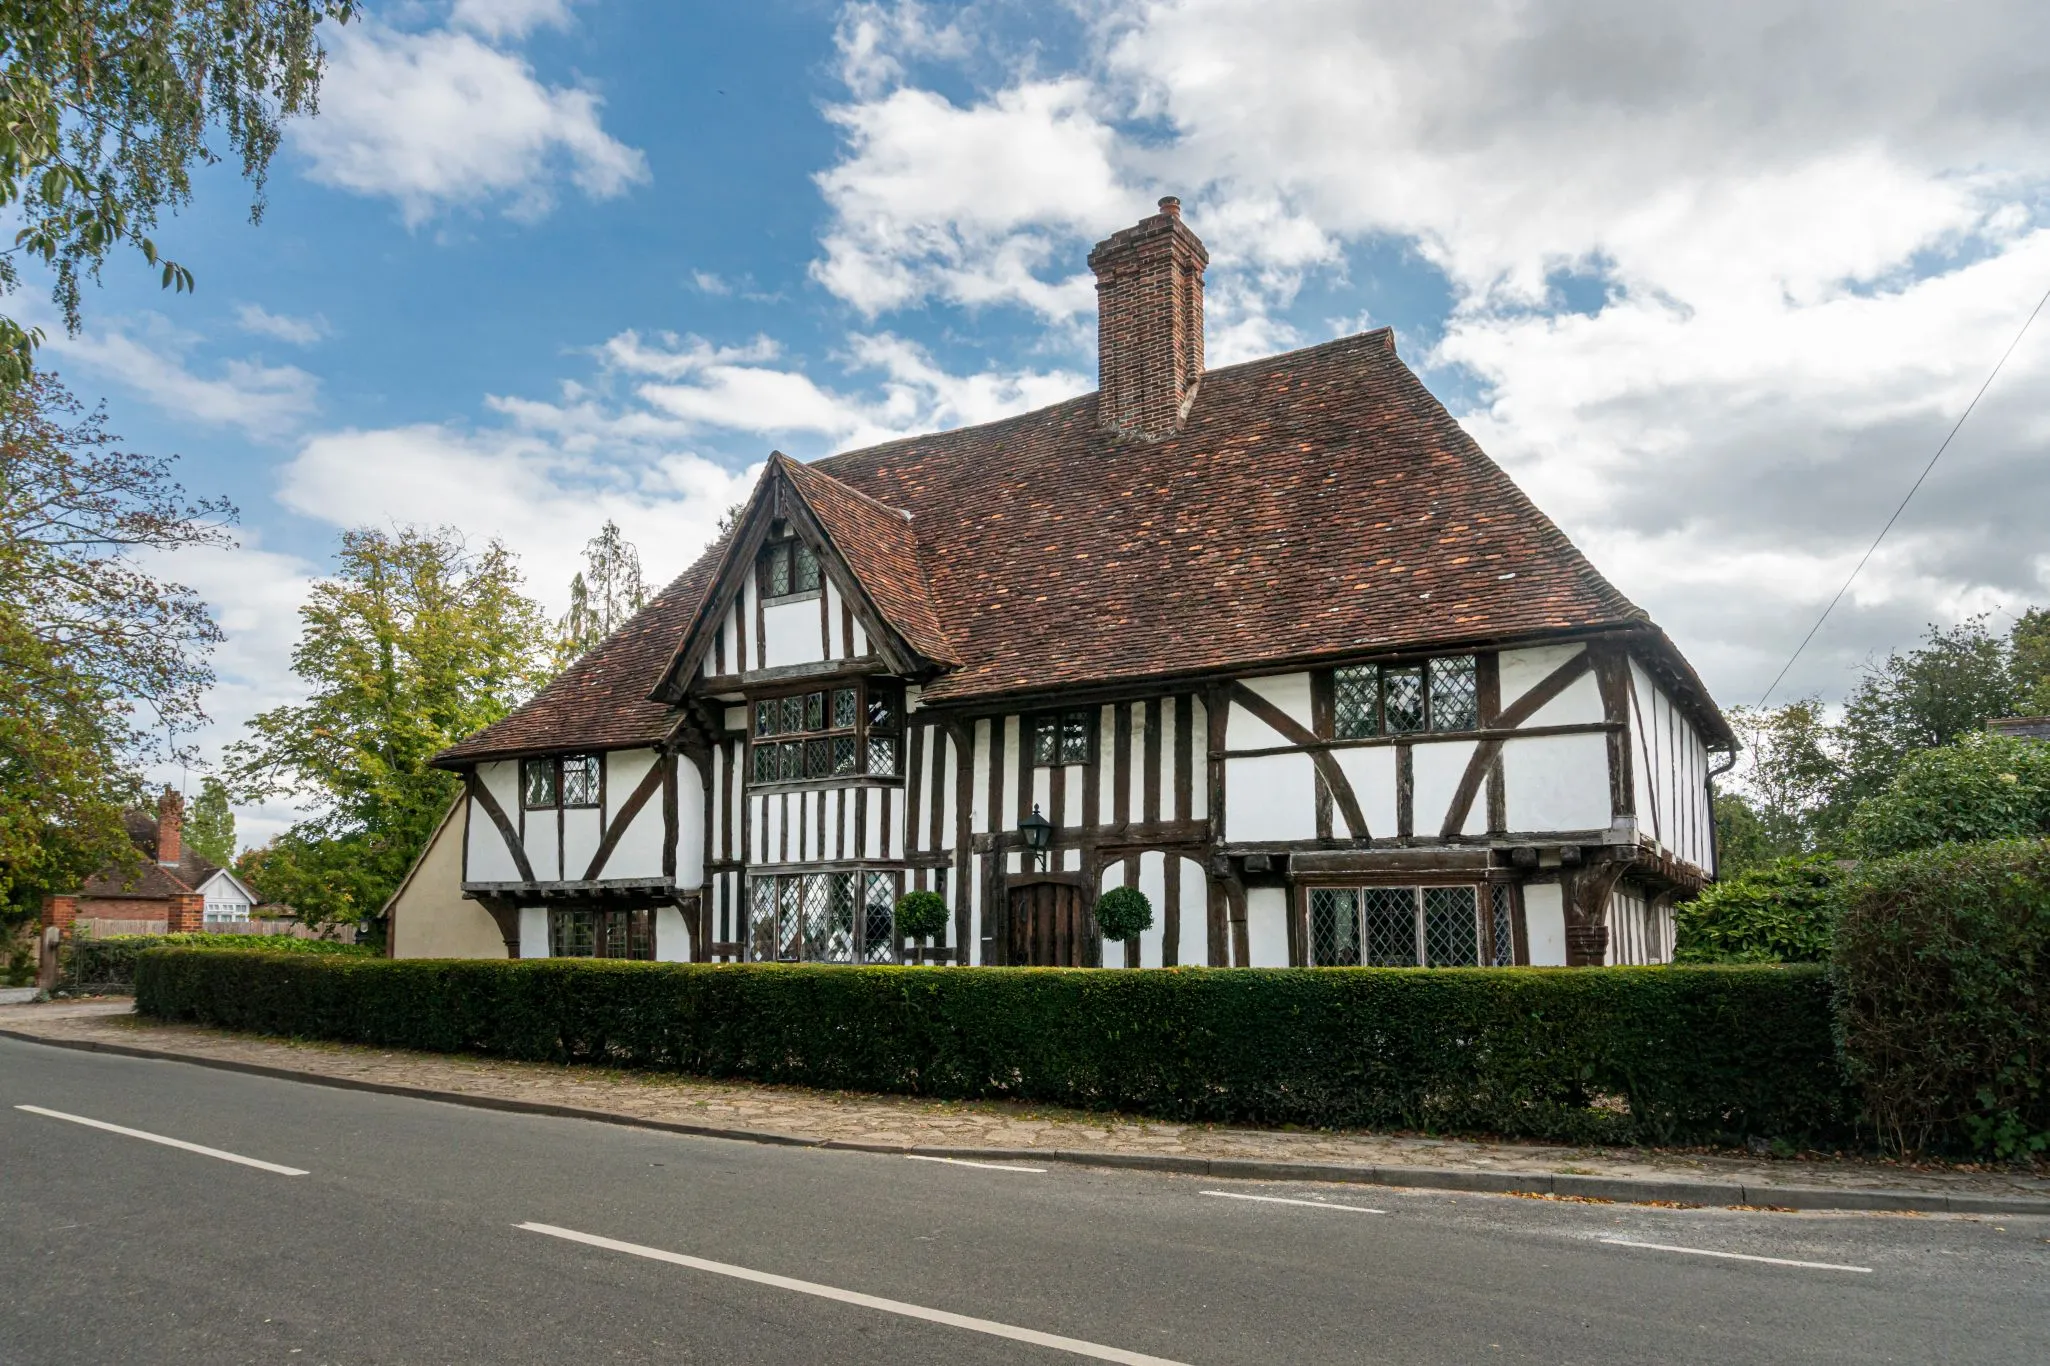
[747,775,904,793]
[761,589,823,608]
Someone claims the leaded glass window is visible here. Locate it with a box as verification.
[833,736,857,774]
[1029,709,1094,766]
[1061,712,1092,763]
[1381,667,1426,734]
[863,873,896,963]
[781,695,804,733]
[1424,886,1479,966]
[833,688,858,728]
[521,758,557,809]
[777,740,802,781]
[1334,666,1378,738]
[794,541,822,593]
[752,744,776,783]
[747,682,903,787]
[1310,888,1361,966]
[757,538,822,599]
[766,544,792,596]
[804,691,824,730]
[867,735,898,777]
[1364,887,1418,966]
[778,878,805,961]
[1489,883,1517,967]
[548,909,653,960]
[560,754,600,808]
[755,700,775,736]
[750,879,778,960]
[1429,657,1479,731]
[805,738,831,779]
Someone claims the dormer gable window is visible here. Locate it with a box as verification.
[758,534,822,600]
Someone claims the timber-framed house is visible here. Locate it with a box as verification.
[407,198,1735,970]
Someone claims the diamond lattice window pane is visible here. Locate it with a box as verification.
[549,910,595,958]
[1334,666,1378,739]
[1490,883,1516,966]
[805,739,830,779]
[1032,718,1057,765]
[1310,889,1361,966]
[755,701,776,736]
[1364,887,1419,966]
[867,735,897,776]
[1429,657,1480,732]
[834,688,858,728]
[1382,668,1425,734]
[767,547,791,596]
[522,759,556,808]
[1060,711,1091,764]
[1424,886,1480,966]
[863,873,895,963]
[867,690,897,731]
[751,745,775,783]
[778,878,805,961]
[832,736,857,774]
[804,692,824,730]
[794,542,822,592]
[749,880,778,962]
[561,755,599,807]
[781,695,804,733]
[779,741,803,781]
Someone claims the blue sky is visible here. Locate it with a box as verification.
[28,0,2050,844]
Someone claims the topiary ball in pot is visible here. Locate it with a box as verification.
[895,890,950,942]
[1094,885,1153,941]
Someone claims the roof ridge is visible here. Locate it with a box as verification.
[781,454,913,521]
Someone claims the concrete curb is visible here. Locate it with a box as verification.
[7,1026,2049,1218]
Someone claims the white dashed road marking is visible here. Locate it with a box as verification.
[1600,1237,1873,1273]
[1201,1190,1387,1214]
[15,1105,309,1176]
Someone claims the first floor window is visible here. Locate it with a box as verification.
[1029,709,1095,766]
[749,682,897,785]
[1309,884,1513,967]
[549,908,653,960]
[749,871,898,963]
[523,754,600,809]
[1331,656,1481,737]
[522,757,557,808]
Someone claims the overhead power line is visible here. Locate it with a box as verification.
[1757,279,2050,707]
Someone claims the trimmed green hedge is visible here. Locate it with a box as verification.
[1834,839,2050,1157]
[136,952,1850,1145]
[66,933,371,991]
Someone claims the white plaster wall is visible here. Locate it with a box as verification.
[655,904,689,961]
[849,615,869,657]
[1187,696,1209,821]
[519,906,549,958]
[1501,732,1612,833]
[1224,753,1318,842]
[1246,886,1290,967]
[1095,851,1200,969]
[1225,673,1311,749]
[969,718,993,836]
[1523,883,1567,966]
[598,749,665,880]
[1331,745,1399,838]
[761,599,824,669]
[526,809,561,881]
[674,754,705,888]
[561,808,602,882]
[466,761,522,881]
[1411,739,1482,838]
[825,579,848,657]
[1501,644,1583,710]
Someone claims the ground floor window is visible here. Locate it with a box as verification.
[1309,884,1515,967]
[549,907,654,960]
[748,871,898,964]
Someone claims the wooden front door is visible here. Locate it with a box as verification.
[1006,875,1095,967]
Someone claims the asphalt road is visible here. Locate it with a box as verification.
[2,1035,2045,1365]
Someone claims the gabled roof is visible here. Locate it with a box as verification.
[81,808,222,900]
[434,537,726,765]
[433,327,1733,763]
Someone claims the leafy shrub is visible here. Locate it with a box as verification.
[1846,733,2050,859]
[66,932,371,992]
[1674,856,1845,963]
[1094,886,1153,940]
[1833,839,2050,1157]
[137,952,1851,1146]
[894,891,949,941]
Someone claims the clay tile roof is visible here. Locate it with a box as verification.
[811,329,1647,705]
[778,455,955,664]
[433,537,728,766]
[80,810,222,899]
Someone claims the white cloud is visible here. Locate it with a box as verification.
[295,14,647,224]
[234,304,330,346]
[810,0,2050,704]
[450,0,573,41]
[50,315,319,434]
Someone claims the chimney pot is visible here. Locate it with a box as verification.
[1088,196,1208,440]
[157,786,184,868]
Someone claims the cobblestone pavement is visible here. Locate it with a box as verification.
[5,998,2046,1202]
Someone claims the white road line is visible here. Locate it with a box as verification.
[519,1222,1187,1365]
[1201,1190,1386,1214]
[1599,1237,1872,1273]
[904,1154,1047,1173]
[15,1105,309,1176]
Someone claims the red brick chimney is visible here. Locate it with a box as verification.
[156,787,183,868]
[1088,196,1208,440]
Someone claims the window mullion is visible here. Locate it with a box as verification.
[1413,887,1426,967]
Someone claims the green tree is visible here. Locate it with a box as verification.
[2012,608,2050,717]
[184,774,233,865]
[0,1,355,385]
[1844,732,2050,859]
[1710,791,1774,879]
[225,526,554,923]
[1834,617,2017,811]
[558,520,646,662]
[0,372,228,922]
[1674,854,1845,963]
[1722,699,1839,854]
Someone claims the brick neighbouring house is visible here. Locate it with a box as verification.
[393,197,1736,971]
[41,788,262,938]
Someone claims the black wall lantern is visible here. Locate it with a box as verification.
[1018,803,1053,870]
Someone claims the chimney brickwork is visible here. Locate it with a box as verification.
[156,787,183,868]
[1089,196,1208,440]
